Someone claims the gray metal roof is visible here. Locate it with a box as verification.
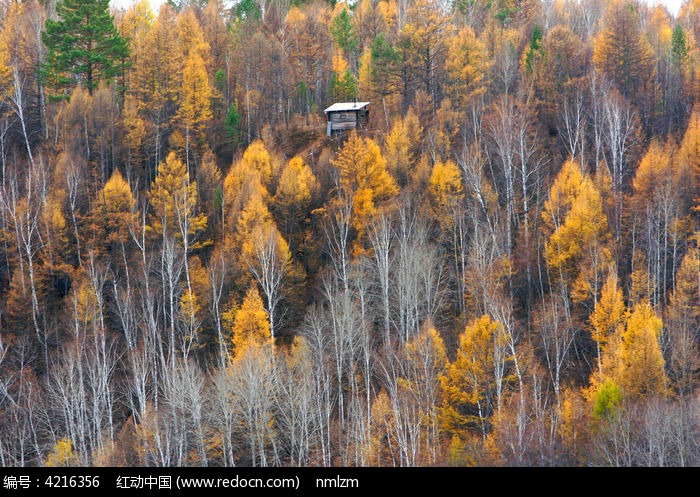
[323,102,370,113]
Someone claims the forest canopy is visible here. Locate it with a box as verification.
[0,0,698,467]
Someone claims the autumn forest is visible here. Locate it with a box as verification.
[0,0,699,467]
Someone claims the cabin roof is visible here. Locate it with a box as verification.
[323,102,370,113]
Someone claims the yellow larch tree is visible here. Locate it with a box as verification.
[40,184,73,293]
[543,160,612,302]
[117,0,153,96]
[628,249,652,306]
[222,157,269,235]
[366,389,396,466]
[44,438,81,467]
[269,157,314,320]
[331,130,398,256]
[149,151,208,320]
[117,0,154,42]
[234,193,274,252]
[352,0,384,53]
[632,139,675,206]
[400,0,453,105]
[0,18,11,93]
[383,109,422,187]
[617,300,669,400]
[284,5,329,124]
[429,159,463,205]
[92,168,136,247]
[148,151,207,242]
[589,268,626,375]
[444,25,489,114]
[221,176,272,294]
[428,159,464,233]
[130,3,182,163]
[175,6,210,62]
[556,387,589,465]
[71,267,106,338]
[200,0,229,72]
[230,283,272,355]
[273,156,318,221]
[241,220,292,341]
[531,25,589,130]
[179,255,210,356]
[363,320,448,466]
[272,156,319,253]
[541,160,586,235]
[0,0,41,95]
[357,46,373,98]
[439,314,507,445]
[630,138,684,306]
[176,50,213,148]
[239,139,274,190]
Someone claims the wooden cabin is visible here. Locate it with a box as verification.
[324,101,370,136]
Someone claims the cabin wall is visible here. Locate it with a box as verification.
[329,111,358,131]
[325,106,370,136]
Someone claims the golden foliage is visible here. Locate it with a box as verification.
[132,4,182,115]
[0,26,11,94]
[331,131,398,255]
[557,387,588,464]
[445,26,488,110]
[429,160,463,210]
[632,139,676,207]
[235,193,274,249]
[384,109,422,187]
[99,169,136,215]
[177,50,213,138]
[589,269,626,351]
[222,158,269,230]
[148,151,208,241]
[440,314,505,440]
[617,301,669,399]
[44,438,80,467]
[274,156,319,216]
[365,389,396,466]
[176,7,209,62]
[543,161,611,296]
[240,139,274,188]
[230,284,272,355]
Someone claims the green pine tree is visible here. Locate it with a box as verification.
[524,24,543,73]
[671,24,688,66]
[330,7,358,60]
[40,0,129,98]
